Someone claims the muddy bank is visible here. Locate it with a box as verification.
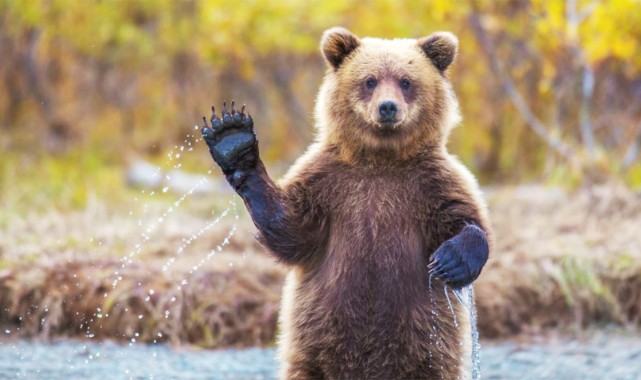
[1,185,640,346]
[0,258,284,348]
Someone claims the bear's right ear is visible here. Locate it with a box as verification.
[321,27,360,70]
[418,32,458,72]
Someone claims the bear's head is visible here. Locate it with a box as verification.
[315,27,461,161]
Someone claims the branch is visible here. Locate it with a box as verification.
[23,28,52,118]
[568,0,597,159]
[623,119,641,169]
[469,13,576,162]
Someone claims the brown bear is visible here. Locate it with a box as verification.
[201,27,492,379]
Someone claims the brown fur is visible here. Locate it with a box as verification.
[254,28,491,379]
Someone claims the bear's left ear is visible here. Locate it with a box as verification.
[321,27,361,70]
[418,32,458,72]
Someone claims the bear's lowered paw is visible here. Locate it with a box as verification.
[201,101,258,180]
[428,224,489,289]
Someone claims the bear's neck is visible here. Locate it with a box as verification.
[330,140,443,168]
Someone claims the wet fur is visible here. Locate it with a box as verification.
[203,27,492,379]
[274,145,489,378]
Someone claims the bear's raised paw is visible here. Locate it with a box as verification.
[201,101,258,178]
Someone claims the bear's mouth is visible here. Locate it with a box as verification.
[374,121,400,134]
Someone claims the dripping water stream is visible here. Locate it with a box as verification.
[453,285,481,380]
[432,274,481,380]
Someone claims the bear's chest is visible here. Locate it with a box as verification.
[311,168,431,302]
[321,168,428,243]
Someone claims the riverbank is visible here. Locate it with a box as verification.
[1,184,640,346]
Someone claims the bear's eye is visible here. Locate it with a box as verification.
[400,78,411,90]
[365,78,377,89]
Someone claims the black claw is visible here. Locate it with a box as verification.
[223,101,228,114]
[241,104,246,115]
[201,126,213,139]
[202,116,208,128]
[439,260,460,273]
[231,100,242,123]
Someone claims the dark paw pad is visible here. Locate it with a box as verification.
[428,224,489,289]
[212,133,255,163]
[201,101,258,174]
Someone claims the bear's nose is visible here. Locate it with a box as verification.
[378,101,398,121]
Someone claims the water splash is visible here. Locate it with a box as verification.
[80,127,234,349]
[187,197,239,275]
[161,198,239,323]
[427,274,446,379]
[454,285,481,380]
[161,204,230,273]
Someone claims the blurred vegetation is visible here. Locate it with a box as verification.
[1,0,641,207]
[1,1,640,346]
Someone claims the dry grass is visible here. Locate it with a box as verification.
[0,190,285,348]
[0,258,284,348]
[0,184,640,346]
[477,184,641,338]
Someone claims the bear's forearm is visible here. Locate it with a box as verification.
[230,162,323,265]
[427,198,491,288]
[435,198,491,247]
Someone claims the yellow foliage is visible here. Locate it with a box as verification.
[0,0,640,185]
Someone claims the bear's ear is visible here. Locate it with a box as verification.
[418,32,458,72]
[321,27,361,70]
